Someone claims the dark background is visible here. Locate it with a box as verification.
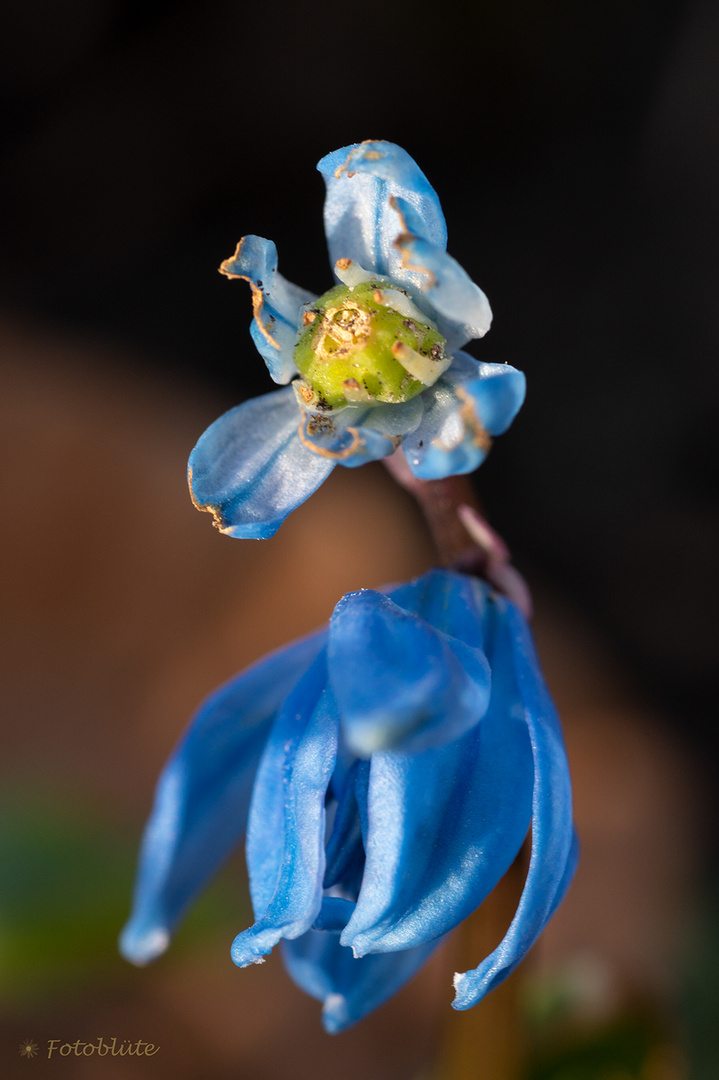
[1,1,718,1076]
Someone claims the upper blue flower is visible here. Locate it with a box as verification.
[188,142,526,539]
[120,569,577,1033]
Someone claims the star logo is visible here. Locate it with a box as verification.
[19,1038,39,1059]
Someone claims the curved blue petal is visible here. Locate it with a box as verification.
[297,409,397,469]
[220,235,315,384]
[341,595,533,956]
[390,217,492,350]
[231,651,340,966]
[387,567,489,651]
[328,589,491,756]
[549,829,580,918]
[466,363,527,434]
[316,396,424,469]
[312,896,357,932]
[239,654,327,926]
[119,630,325,965]
[188,385,334,539]
[403,354,525,480]
[281,931,439,1034]
[318,141,447,279]
[452,599,576,1010]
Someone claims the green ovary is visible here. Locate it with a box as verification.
[293,280,446,409]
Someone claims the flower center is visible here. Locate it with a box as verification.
[293,277,447,409]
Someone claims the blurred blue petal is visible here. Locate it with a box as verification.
[119,630,325,965]
[403,354,526,479]
[220,235,316,384]
[318,141,447,279]
[328,586,490,755]
[188,385,334,539]
[452,600,576,1010]
[281,931,439,1033]
[232,651,340,965]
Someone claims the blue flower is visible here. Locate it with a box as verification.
[188,142,526,539]
[120,569,577,1033]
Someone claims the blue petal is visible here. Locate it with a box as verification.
[466,362,527,434]
[297,408,396,469]
[387,567,489,651]
[361,396,424,437]
[389,217,492,349]
[403,353,526,480]
[323,757,370,904]
[323,762,364,891]
[240,657,327,924]
[297,396,424,469]
[340,595,533,956]
[312,896,357,932]
[188,385,334,539]
[549,829,580,918]
[119,630,325,965]
[231,651,340,966]
[281,931,439,1033]
[328,589,491,755]
[318,141,447,279]
[452,600,576,1010]
[220,235,315,384]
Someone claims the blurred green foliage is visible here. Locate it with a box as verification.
[678,877,719,1080]
[522,959,684,1080]
[0,789,247,1008]
[526,1014,674,1080]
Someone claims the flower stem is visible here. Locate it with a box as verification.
[382,450,486,572]
[383,450,532,616]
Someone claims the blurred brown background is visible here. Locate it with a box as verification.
[1,0,718,1076]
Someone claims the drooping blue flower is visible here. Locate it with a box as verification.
[188,142,526,539]
[120,569,577,1033]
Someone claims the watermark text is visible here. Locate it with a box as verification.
[46,1038,159,1059]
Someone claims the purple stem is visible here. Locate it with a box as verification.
[383,450,532,618]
